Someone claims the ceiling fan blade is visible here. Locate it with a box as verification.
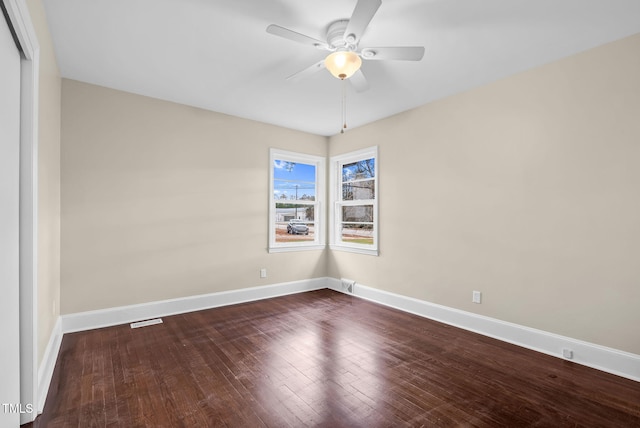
[267,24,329,50]
[360,47,425,61]
[286,59,326,81]
[349,69,369,93]
[344,0,382,45]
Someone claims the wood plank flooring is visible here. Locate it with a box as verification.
[31,289,640,427]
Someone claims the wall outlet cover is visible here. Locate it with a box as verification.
[472,291,482,304]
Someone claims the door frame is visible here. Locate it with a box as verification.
[2,0,39,423]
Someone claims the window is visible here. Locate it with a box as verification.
[269,149,325,252]
[329,147,378,255]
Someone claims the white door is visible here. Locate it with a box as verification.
[0,8,22,428]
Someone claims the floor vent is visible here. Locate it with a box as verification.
[341,278,355,294]
[130,318,163,329]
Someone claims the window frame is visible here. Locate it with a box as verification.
[268,148,325,253]
[329,146,379,256]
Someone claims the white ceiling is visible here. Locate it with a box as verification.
[43,0,640,136]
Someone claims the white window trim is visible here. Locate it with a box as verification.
[268,148,325,253]
[329,146,379,256]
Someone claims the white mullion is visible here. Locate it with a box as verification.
[342,177,375,184]
[274,200,317,206]
[338,200,375,206]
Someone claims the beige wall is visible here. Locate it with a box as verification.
[60,80,328,314]
[26,0,61,366]
[328,34,640,355]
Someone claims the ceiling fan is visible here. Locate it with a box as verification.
[266,0,425,92]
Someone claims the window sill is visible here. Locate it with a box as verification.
[329,244,379,256]
[268,244,326,253]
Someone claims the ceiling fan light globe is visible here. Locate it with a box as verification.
[324,51,362,80]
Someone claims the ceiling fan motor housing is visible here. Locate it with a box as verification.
[326,20,353,50]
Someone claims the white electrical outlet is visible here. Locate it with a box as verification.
[260,268,267,278]
[472,291,482,304]
[562,348,574,359]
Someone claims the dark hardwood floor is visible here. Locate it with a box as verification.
[30,289,640,427]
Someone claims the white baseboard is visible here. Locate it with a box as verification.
[37,316,62,413]
[61,277,328,334]
[327,278,640,383]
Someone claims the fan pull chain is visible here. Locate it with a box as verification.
[341,78,347,134]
